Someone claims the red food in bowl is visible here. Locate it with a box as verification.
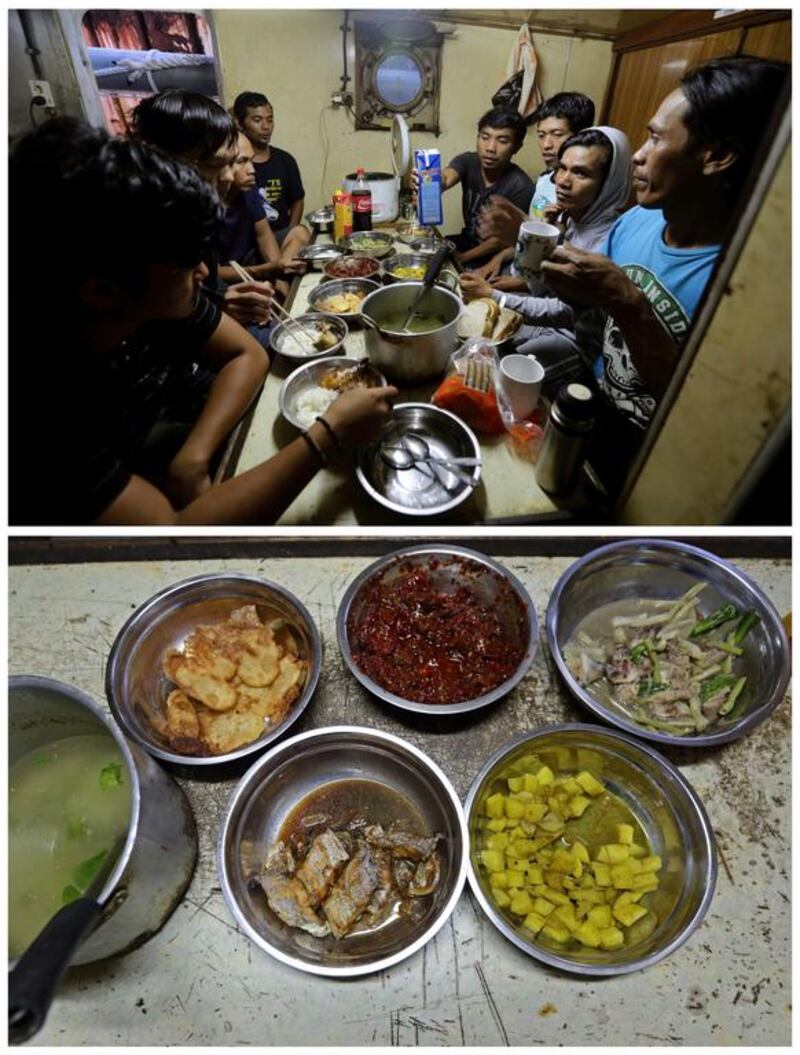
[347,560,528,705]
[324,256,381,279]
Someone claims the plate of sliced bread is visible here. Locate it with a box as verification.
[456,297,523,346]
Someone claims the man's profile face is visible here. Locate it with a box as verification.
[194,140,238,196]
[232,133,257,192]
[536,116,572,170]
[631,88,704,209]
[476,124,519,173]
[554,144,609,217]
[241,105,274,149]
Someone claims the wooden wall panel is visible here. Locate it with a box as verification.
[743,22,792,63]
[605,30,741,153]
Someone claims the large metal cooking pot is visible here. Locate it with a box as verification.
[9,676,197,1041]
[360,282,462,382]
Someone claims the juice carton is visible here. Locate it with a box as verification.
[414,149,443,228]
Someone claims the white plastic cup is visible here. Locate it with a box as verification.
[500,354,545,419]
[513,220,560,279]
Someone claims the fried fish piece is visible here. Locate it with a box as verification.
[236,628,282,688]
[164,652,238,713]
[236,655,305,727]
[196,707,265,754]
[322,842,381,938]
[165,689,200,740]
[258,842,331,938]
[295,829,351,907]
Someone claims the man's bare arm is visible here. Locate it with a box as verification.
[164,313,269,505]
[95,388,397,526]
[540,246,681,397]
[289,197,305,228]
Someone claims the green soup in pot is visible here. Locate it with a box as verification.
[376,313,448,334]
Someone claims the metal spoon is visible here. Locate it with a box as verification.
[382,446,481,469]
[379,445,475,488]
[402,431,481,471]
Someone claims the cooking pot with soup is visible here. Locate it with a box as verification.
[360,283,462,382]
[9,676,197,1040]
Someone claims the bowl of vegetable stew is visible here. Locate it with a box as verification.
[546,539,790,747]
[465,724,716,975]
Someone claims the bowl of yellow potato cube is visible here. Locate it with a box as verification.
[465,724,716,975]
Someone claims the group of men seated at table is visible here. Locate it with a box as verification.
[9,54,787,526]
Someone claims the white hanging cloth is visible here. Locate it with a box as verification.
[504,23,543,120]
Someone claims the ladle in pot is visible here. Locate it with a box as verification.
[395,242,455,333]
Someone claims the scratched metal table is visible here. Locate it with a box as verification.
[8,545,791,1046]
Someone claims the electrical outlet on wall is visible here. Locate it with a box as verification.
[29,80,55,107]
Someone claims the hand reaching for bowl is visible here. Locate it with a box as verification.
[325,386,399,446]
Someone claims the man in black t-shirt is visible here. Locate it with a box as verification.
[233,92,310,262]
[10,119,395,526]
[414,107,534,269]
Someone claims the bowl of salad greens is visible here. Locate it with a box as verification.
[546,539,789,747]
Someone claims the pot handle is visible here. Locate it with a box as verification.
[9,897,103,1045]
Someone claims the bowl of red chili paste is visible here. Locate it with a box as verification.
[337,546,538,715]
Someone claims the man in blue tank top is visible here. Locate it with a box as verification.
[539,56,787,462]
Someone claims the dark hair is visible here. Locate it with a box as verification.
[477,106,527,147]
[680,55,789,196]
[558,128,613,182]
[530,92,595,132]
[132,90,237,162]
[232,91,271,124]
[11,117,221,298]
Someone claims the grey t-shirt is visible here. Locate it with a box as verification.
[448,151,534,250]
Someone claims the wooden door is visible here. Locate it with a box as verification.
[605,30,741,155]
[743,22,792,63]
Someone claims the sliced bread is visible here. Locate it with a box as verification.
[457,297,500,340]
[491,306,523,343]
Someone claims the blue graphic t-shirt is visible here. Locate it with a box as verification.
[528,168,557,219]
[596,207,721,429]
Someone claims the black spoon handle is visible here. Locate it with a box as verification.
[9,897,103,1045]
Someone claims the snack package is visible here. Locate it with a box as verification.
[432,339,505,435]
[432,338,545,458]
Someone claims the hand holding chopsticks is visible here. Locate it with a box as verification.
[228,260,312,353]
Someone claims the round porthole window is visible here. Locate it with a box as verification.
[374,51,424,110]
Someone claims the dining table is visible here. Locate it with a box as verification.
[217,226,595,526]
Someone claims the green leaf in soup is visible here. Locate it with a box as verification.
[61,884,82,905]
[31,753,51,766]
[73,849,108,890]
[99,762,123,789]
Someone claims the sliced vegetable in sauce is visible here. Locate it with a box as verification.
[99,762,124,789]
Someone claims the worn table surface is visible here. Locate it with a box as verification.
[9,552,791,1047]
[233,231,559,525]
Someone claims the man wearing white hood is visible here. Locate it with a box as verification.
[460,126,631,368]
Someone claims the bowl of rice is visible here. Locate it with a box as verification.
[279,357,388,431]
[269,312,349,362]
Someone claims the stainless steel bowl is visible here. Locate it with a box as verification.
[322,256,382,281]
[218,725,468,977]
[305,206,334,234]
[269,312,348,362]
[337,545,538,715]
[360,282,462,382]
[339,231,396,258]
[106,574,322,767]
[356,403,481,517]
[382,252,459,292]
[279,356,387,431]
[465,724,717,975]
[297,243,345,271]
[546,539,790,748]
[307,277,381,319]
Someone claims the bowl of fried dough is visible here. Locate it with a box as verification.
[106,574,322,765]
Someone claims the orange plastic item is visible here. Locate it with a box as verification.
[432,375,506,435]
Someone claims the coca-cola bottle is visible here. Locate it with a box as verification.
[351,168,373,232]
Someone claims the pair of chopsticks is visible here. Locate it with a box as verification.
[228,259,310,353]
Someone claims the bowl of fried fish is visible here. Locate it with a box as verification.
[218,726,468,976]
[106,574,322,765]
